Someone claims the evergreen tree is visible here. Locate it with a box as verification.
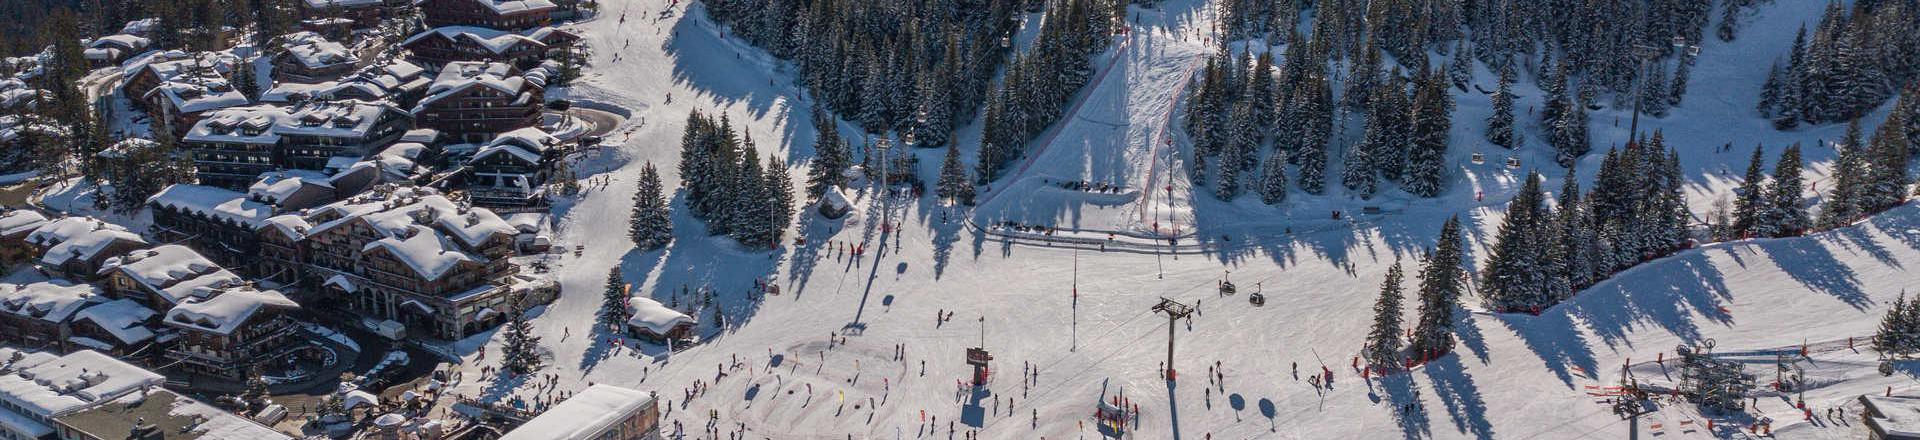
[1341,141,1377,199]
[1762,144,1809,237]
[1481,173,1549,312]
[1875,292,1913,355]
[1258,150,1289,205]
[933,144,968,205]
[1729,146,1768,238]
[1447,40,1473,89]
[1486,62,1516,149]
[1550,95,1590,167]
[1404,69,1452,197]
[764,156,796,247]
[1410,216,1467,362]
[234,57,259,101]
[598,267,632,330]
[1819,121,1869,228]
[1553,171,1594,298]
[500,290,543,375]
[1758,61,1782,117]
[1640,63,1671,117]
[1295,73,1332,194]
[1773,26,1806,129]
[1363,259,1406,370]
[1865,111,1912,212]
[804,110,848,199]
[630,162,673,250]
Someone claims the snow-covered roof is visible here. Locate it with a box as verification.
[383,60,425,80]
[121,18,158,35]
[133,53,247,114]
[95,138,157,159]
[147,184,275,227]
[248,170,335,205]
[414,61,537,112]
[0,281,101,324]
[260,79,389,103]
[1866,395,1920,438]
[624,297,693,335]
[164,288,297,335]
[822,186,853,210]
[280,32,358,70]
[302,0,384,7]
[475,0,558,14]
[378,142,427,160]
[70,299,156,345]
[503,212,546,233]
[472,127,554,163]
[56,388,290,440]
[87,34,149,52]
[401,128,438,144]
[362,225,478,281]
[0,210,48,237]
[96,245,245,306]
[185,100,402,144]
[25,217,146,267]
[0,348,166,418]
[404,26,545,55]
[500,384,653,440]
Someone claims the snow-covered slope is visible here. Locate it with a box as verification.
[435,0,1917,438]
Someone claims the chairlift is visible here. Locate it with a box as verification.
[1217,271,1236,296]
[1505,156,1522,169]
[1471,152,1486,164]
[1248,282,1265,307]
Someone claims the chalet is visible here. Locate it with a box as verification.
[250,170,339,211]
[287,186,548,338]
[84,34,150,66]
[121,52,248,137]
[67,299,158,357]
[263,59,432,106]
[0,281,103,352]
[183,101,413,188]
[499,385,661,440]
[465,127,559,207]
[412,62,547,142]
[400,26,575,69]
[147,184,277,270]
[273,32,360,83]
[624,297,693,343]
[299,0,403,29]
[161,287,301,380]
[54,387,290,440]
[422,0,557,31]
[23,217,149,280]
[0,210,49,265]
[97,244,249,308]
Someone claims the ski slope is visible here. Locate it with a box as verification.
[433,0,1918,438]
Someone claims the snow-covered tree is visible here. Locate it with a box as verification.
[598,267,632,330]
[1481,173,1551,312]
[500,290,544,375]
[1486,62,1516,149]
[1729,146,1768,238]
[1258,151,1288,205]
[935,144,975,205]
[1363,259,1406,370]
[630,162,673,251]
[1410,216,1466,362]
[1818,121,1869,229]
[1762,143,1809,237]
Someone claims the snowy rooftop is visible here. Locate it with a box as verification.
[0,281,101,324]
[185,101,400,144]
[148,184,276,228]
[476,0,558,14]
[625,297,693,335]
[248,170,335,205]
[96,138,158,159]
[301,0,383,7]
[55,388,289,440]
[260,79,389,103]
[378,142,428,160]
[472,127,555,164]
[69,299,156,345]
[287,186,512,279]
[499,384,653,440]
[415,61,539,111]
[97,245,232,302]
[0,210,48,237]
[362,225,479,281]
[87,34,149,51]
[280,32,358,70]
[135,54,246,114]
[0,348,165,418]
[164,288,297,335]
[404,26,544,55]
[26,217,147,267]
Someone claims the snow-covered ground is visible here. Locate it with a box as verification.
[429,0,1920,438]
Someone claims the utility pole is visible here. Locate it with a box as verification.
[1152,297,1195,381]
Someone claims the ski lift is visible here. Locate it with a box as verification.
[1247,282,1265,307]
[1217,271,1236,296]
[1505,156,1522,169]
[1471,152,1485,164]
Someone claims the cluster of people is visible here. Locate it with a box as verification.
[1058,179,1126,194]
[990,221,1057,235]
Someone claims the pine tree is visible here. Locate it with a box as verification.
[764,156,796,247]
[1773,26,1807,129]
[598,267,632,330]
[1640,63,1671,117]
[500,290,543,375]
[1729,146,1767,238]
[1819,121,1869,228]
[1865,111,1912,212]
[1550,96,1590,167]
[234,57,259,101]
[1296,73,1332,194]
[1758,61,1782,117]
[1404,69,1452,197]
[1553,171,1594,297]
[630,162,673,250]
[1410,216,1467,362]
[1670,51,1695,106]
[1481,173,1548,312]
[1486,62,1516,149]
[1763,144,1809,237]
[1341,141,1377,199]
[936,143,975,205]
[1876,292,1911,354]
[1447,40,1473,89]
[1258,150,1289,205]
[1363,259,1406,370]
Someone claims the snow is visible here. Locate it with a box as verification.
[87,34,149,52]
[623,297,692,335]
[403,27,546,56]
[186,101,402,144]
[147,184,276,227]
[474,0,558,14]
[0,280,101,323]
[97,244,233,304]
[499,384,652,440]
[361,225,479,281]
[71,299,157,345]
[281,31,357,70]
[410,0,1920,438]
[301,0,382,7]
[414,61,536,111]
[401,128,439,144]
[25,217,146,267]
[247,170,334,205]
[158,389,291,439]
[164,288,297,335]
[0,349,165,417]
[0,210,48,237]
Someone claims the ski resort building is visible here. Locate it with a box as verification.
[21,217,150,280]
[121,52,248,138]
[421,0,557,31]
[623,297,694,344]
[0,348,167,440]
[66,299,158,357]
[298,0,405,29]
[83,34,150,66]
[182,101,413,189]
[1862,394,1920,440]
[0,280,104,353]
[160,287,302,381]
[53,386,290,440]
[499,384,659,440]
[463,127,560,208]
[273,32,360,83]
[401,26,575,69]
[146,185,281,270]
[411,62,548,142]
[0,210,48,265]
